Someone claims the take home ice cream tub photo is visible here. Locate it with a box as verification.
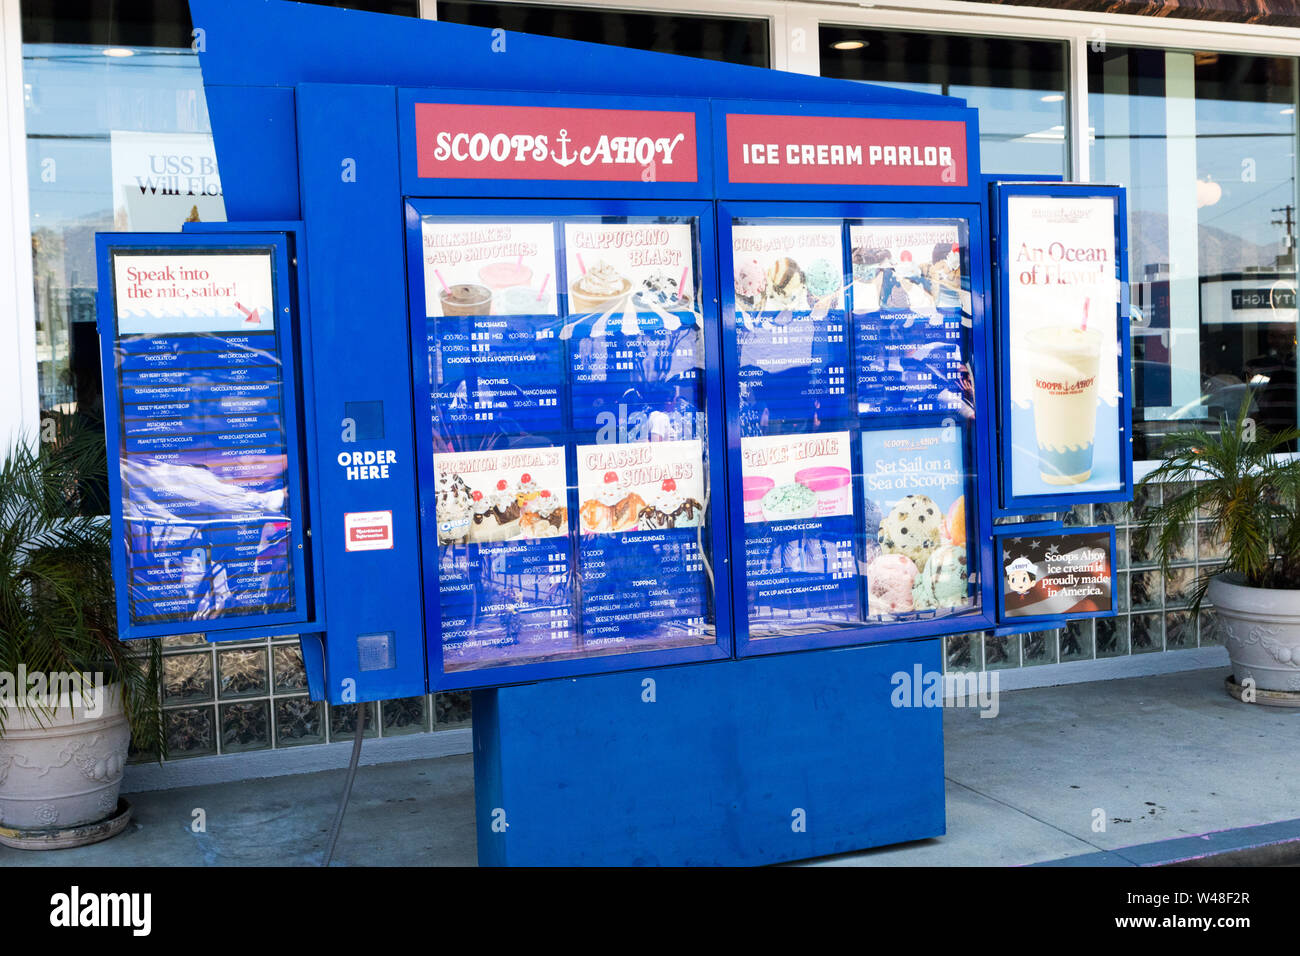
[761,481,818,522]
[794,466,852,517]
[742,475,775,522]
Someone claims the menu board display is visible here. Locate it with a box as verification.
[729,216,981,642]
[561,223,703,442]
[999,529,1115,620]
[421,221,563,441]
[1004,194,1122,498]
[732,223,850,435]
[419,213,716,673]
[110,249,298,625]
[850,222,970,418]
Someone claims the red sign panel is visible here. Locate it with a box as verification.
[725,113,968,187]
[350,526,389,542]
[414,102,698,182]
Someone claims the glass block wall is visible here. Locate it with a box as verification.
[944,485,1224,674]
[156,631,471,759]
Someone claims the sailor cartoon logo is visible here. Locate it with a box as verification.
[1004,555,1038,596]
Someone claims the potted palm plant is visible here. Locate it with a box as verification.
[1137,400,1300,701]
[0,424,163,848]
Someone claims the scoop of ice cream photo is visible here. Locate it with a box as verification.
[912,544,969,611]
[878,493,948,568]
[765,257,806,310]
[804,257,840,303]
[868,553,919,616]
[735,258,767,311]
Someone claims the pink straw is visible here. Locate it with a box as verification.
[516,254,524,266]
[537,274,550,301]
[677,266,689,300]
[433,269,450,293]
[576,253,587,275]
[1081,297,1090,331]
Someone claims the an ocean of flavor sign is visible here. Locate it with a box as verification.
[1005,194,1122,497]
[420,213,714,671]
[110,250,296,625]
[999,529,1114,620]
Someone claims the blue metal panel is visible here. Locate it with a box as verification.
[295,83,427,704]
[396,89,713,201]
[404,197,734,691]
[473,638,945,866]
[989,182,1133,515]
[710,99,983,205]
[204,86,301,222]
[190,0,948,109]
[94,231,315,640]
[716,200,998,659]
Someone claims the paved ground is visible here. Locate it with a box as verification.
[1,666,1296,866]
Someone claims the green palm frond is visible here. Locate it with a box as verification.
[0,424,164,757]
[1137,394,1300,612]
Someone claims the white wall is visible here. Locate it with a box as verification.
[0,0,39,452]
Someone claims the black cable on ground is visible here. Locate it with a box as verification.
[322,704,366,867]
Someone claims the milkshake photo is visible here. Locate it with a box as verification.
[1027,323,1102,485]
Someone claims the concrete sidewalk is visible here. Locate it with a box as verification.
[1,666,1296,866]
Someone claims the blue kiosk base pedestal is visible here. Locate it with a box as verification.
[472,639,945,866]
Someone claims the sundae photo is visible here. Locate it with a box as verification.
[849,226,963,318]
[435,469,567,545]
[579,470,646,533]
[636,477,703,531]
[576,439,706,536]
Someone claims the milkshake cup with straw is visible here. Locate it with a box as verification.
[1027,299,1103,485]
[569,255,631,313]
[435,268,492,316]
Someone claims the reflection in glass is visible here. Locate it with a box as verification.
[438,1,770,67]
[23,43,225,435]
[819,25,1069,177]
[1090,47,1299,458]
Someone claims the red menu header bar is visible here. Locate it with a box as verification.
[725,113,968,188]
[414,102,699,182]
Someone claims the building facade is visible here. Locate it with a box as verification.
[3,0,1298,765]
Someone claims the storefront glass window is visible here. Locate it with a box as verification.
[818,25,1069,177]
[20,0,418,433]
[1090,47,1300,459]
[437,1,771,67]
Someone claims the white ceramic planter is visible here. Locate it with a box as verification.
[1208,574,1300,694]
[0,682,130,836]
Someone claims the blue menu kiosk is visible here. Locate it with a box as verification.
[94,0,1130,865]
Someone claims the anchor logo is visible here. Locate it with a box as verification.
[551,128,577,167]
